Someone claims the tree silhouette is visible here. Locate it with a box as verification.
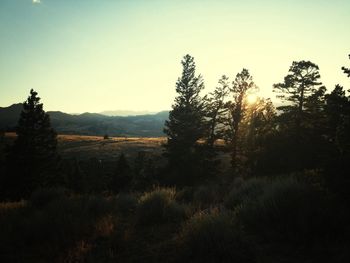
[68,158,87,193]
[273,61,322,137]
[164,54,207,184]
[204,75,230,148]
[3,89,58,199]
[342,54,350,77]
[111,153,132,193]
[225,69,258,169]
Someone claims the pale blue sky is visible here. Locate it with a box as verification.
[0,0,349,113]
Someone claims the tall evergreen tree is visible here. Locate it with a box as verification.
[204,75,230,148]
[164,54,207,184]
[273,61,322,137]
[325,85,350,152]
[3,89,58,199]
[225,69,258,169]
[273,61,327,171]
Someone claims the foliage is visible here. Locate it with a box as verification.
[204,75,230,147]
[164,54,208,184]
[136,187,186,225]
[0,195,116,262]
[30,187,67,209]
[192,185,219,209]
[2,89,59,200]
[67,158,88,193]
[114,193,138,215]
[273,60,322,134]
[111,153,132,193]
[177,210,256,263]
[132,151,157,190]
[224,177,268,210]
[235,176,346,261]
[224,68,258,169]
[342,54,350,77]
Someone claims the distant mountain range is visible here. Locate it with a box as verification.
[0,104,169,137]
[99,110,157,116]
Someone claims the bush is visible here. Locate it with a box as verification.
[193,185,218,209]
[177,210,256,263]
[235,176,344,261]
[176,186,194,203]
[114,193,138,215]
[136,188,186,225]
[30,187,67,209]
[0,195,116,262]
[224,177,268,210]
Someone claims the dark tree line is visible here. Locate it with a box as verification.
[164,54,350,193]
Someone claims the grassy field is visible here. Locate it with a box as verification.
[57,134,167,160]
[4,133,231,167]
[5,132,167,160]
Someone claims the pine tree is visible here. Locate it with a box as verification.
[325,85,350,152]
[68,158,87,193]
[225,69,258,169]
[205,75,230,148]
[111,153,132,193]
[273,61,326,171]
[273,61,322,137]
[164,54,207,184]
[342,54,350,77]
[3,89,58,199]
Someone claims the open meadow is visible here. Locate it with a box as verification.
[5,132,166,159]
[4,132,231,167]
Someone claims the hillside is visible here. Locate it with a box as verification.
[0,104,169,137]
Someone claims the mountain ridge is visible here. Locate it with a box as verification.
[0,104,169,137]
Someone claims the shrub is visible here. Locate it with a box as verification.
[114,193,138,215]
[30,187,67,209]
[176,186,194,203]
[177,210,256,263]
[224,177,268,210]
[235,176,344,261]
[136,188,186,225]
[193,185,218,208]
[0,195,115,262]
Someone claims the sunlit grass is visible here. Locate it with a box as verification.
[0,200,27,212]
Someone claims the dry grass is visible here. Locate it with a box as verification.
[3,133,230,166]
[58,135,166,160]
[5,132,167,160]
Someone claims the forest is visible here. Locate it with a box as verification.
[0,54,349,262]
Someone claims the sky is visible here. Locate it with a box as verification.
[0,0,349,113]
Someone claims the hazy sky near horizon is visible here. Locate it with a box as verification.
[0,0,349,113]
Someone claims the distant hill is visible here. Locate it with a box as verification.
[0,104,23,129]
[0,104,169,137]
[99,110,156,116]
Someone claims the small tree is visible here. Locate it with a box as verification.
[3,89,58,199]
[164,54,207,184]
[111,153,132,193]
[68,158,87,193]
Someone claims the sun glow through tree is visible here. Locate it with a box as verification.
[246,94,258,104]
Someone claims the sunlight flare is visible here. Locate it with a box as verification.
[246,94,258,104]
